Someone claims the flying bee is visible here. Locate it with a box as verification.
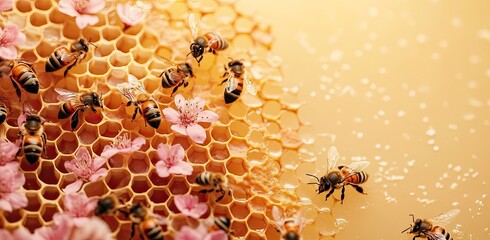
[195,172,231,202]
[0,60,40,98]
[55,88,103,130]
[187,13,228,65]
[117,74,161,128]
[18,108,46,164]
[402,209,460,240]
[307,146,369,204]
[220,58,257,104]
[272,206,306,240]
[45,38,95,77]
[129,203,166,240]
[156,56,194,96]
[94,194,129,217]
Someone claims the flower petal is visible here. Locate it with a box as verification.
[13,31,26,46]
[58,0,80,17]
[204,230,229,240]
[0,199,13,212]
[157,143,169,161]
[162,107,181,124]
[100,146,118,159]
[175,226,201,240]
[155,160,169,178]
[174,195,191,215]
[197,110,219,123]
[174,94,186,109]
[89,168,107,182]
[92,156,106,170]
[170,144,185,162]
[13,227,34,240]
[186,124,206,144]
[168,161,193,176]
[69,217,113,240]
[0,0,13,12]
[2,192,28,211]
[131,137,145,151]
[190,202,208,219]
[0,46,17,60]
[16,113,28,130]
[82,0,105,14]
[171,124,188,136]
[63,179,83,194]
[75,14,99,29]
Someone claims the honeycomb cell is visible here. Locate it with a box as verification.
[23,172,42,190]
[116,36,137,53]
[77,124,98,144]
[231,220,247,238]
[4,209,23,223]
[211,125,231,142]
[226,157,247,176]
[44,124,62,141]
[102,27,121,41]
[41,186,60,201]
[246,213,267,231]
[149,169,171,186]
[234,17,255,33]
[99,121,122,138]
[228,138,248,156]
[315,212,337,236]
[139,31,159,49]
[62,21,81,40]
[247,149,266,164]
[40,204,58,223]
[109,51,131,67]
[228,101,247,118]
[103,216,120,233]
[187,145,209,164]
[84,110,104,125]
[128,152,150,174]
[149,188,170,204]
[209,143,230,160]
[16,0,32,13]
[35,40,56,58]
[230,202,250,219]
[25,193,42,212]
[131,176,151,194]
[150,135,168,150]
[92,138,112,157]
[280,170,300,189]
[132,49,152,64]
[265,225,282,239]
[248,196,269,212]
[205,161,226,174]
[106,169,131,190]
[230,120,249,137]
[30,12,47,27]
[94,44,115,57]
[89,59,110,75]
[84,180,109,197]
[82,27,101,42]
[57,132,78,154]
[20,156,40,171]
[38,162,60,185]
[172,136,192,151]
[168,177,190,195]
[24,215,43,232]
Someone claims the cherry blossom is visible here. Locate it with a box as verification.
[0,0,13,12]
[0,24,26,60]
[101,133,145,158]
[0,162,28,212]
[155,143,193,178]
[34,214,72,240]
[63,147,107,193]
[0,139,19,166]
[54,192,98,226]
[0,227,33,240]
[58,0,105,29]
[163,94,219,144]
[174,194,208,219]
[116,1,151,30]
[67,217,113,240]
[175,224,228,240]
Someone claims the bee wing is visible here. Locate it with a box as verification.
[327,146,340,171]
[207,32,224,47]
[346,161,370,173]
[55,88,79,102]
[128,74,148,94]
[116,82,136,102]
[188,13,199,39]
[272,206,286,233]
[225,73,238,93]
[244,73,257,95]
[426,232,446,240]
[59,50,80,62]
[152,213,167,226]
[154,55,177,67]
[428,209,460,227]
[293,211,306,233]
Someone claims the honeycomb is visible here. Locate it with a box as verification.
[0,0,341,239]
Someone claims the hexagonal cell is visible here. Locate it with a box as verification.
[88,59,110,75]
[131,176,151,193]
[230,201,250,219]
[211,125,231,142]
[24,215,43,232]
[106,169,131,190]
[77,124,98,144]
[41,204,59,223]
[246,232,265,240]
[187,145,208,164]
[25,193,42,212]
[109,51,131,67]
[265,226,282,240]
[205,161,226,174]
[150,135,167,150]
[82,27,101,42]
[34,0,52,10]
[4,209,23,223]
[92,138,112,156]
[128,152,150,174]
[30,12,48,27]
[38,162,60,185]
[230,120,249,137]
[23,172,41,190]
[186,165,205,185]
[149,188,170,204]
[20,155,40,171]
[16,0,32,13]
[229,101,248,119]
[172,136,192,151]
[228,138,248,156]
[99,121,122,138]
[139,31,159,49]
[231,220,247,238]
[44,143,58,160]
[116,36,137,53]
[168,177,190,195]
[41,186,60,201]
[84,180,109,197]
[57,132,78,154]
[209,143,230,160]
[226,157,247,176]
[104,215,121,233]
[132,49,152,64]
[44,124,62,141]
[247,213,267,231]
[149,169,171,186]
[35,40,57,58]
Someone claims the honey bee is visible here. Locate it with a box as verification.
[195,172,231,202]
[117,74,161,129]
[156,56,194,96]
[95,194,129,217]
[212,216,231,233]
[18,108,46,164]
[0,99,8,124]
[402,209,460,240]
[45,38,95,77]
[55,88,103,130]
[306,146,369,204]
[220,58,256,104]
[0,60,39,98]
[272,206,306,240]
[129,203,165,240]
[187,13,228,65]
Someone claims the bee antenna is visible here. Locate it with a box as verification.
[401,225,412,233]
[305,173,320,182]
[409,214,415,223]
[228,57,234,61]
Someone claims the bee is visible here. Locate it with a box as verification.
[220,58,257,104]
[212,216,231,233]
[195,172,231,202]
[156,56,194,96]
[187,13,228,65]
[306,146,369,204]
[45,38,95,77]
[402,209,460,240]
[55,88,103,130]
[18,109,46,164]
[0,99,8,124]
[129,203,165,240]
[94,194,129,217]
[272,206,306,240]
[117,74,161,128]
[0,60,40,98]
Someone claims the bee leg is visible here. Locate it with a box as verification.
[131,107,139,122]
[130,222,136,240]
[138,230,145,240]
[170,84,181,96]
[41,132,47,155]
[184,81,189,87]
[64,60,79,77]
[219,78,228,85]
[324,187,336,201]
[196,55,203,66]
[216,190,225,202]
[349,184,366,194]
[341,185,346,204]
[70,109,80,131]
[9,76,21,99]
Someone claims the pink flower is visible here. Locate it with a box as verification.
[175,224,228,240]
[0,162,28,212]
[155,143,193,178]
[0,228,34,240]
[163,94,218,144]
[58,0,105,29]
[0,139,19,166]
[116,1,151,29]
[64,147,107,193]
[0,0,13,12]
[101,134,145,158]
[205,230,228,240]
[54,192,98,226]
[67,217,113,240]
[174,194,208,219]
[0,24,26,60]
[34,214,72,240]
